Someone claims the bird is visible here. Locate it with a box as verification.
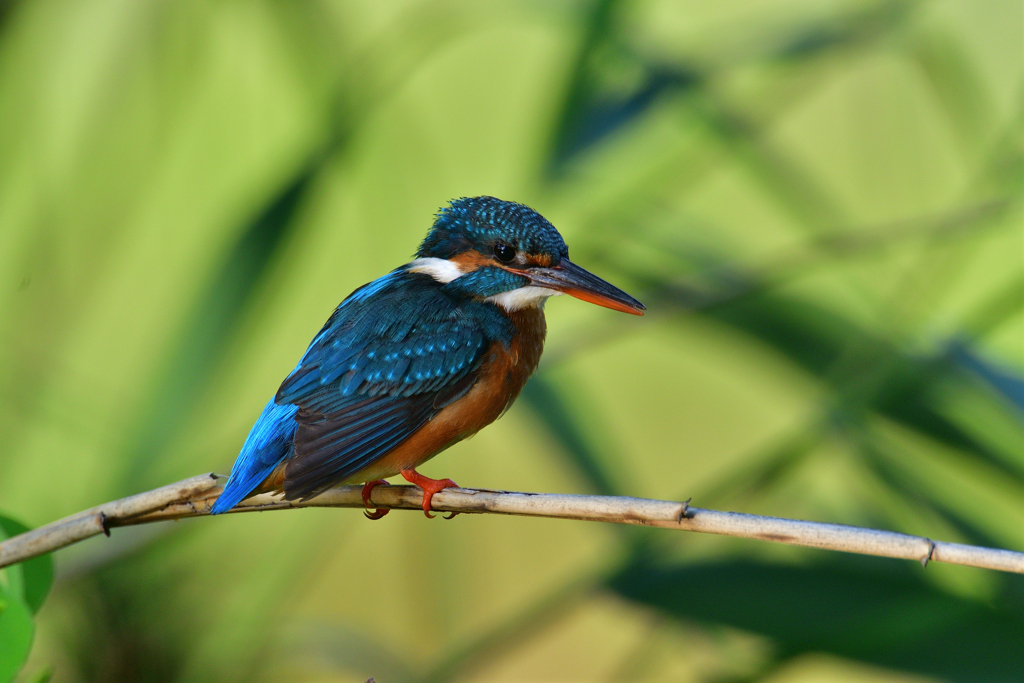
[210,196,644,518]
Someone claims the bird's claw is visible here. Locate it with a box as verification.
[400,469,459,518]
[361,479,391,520]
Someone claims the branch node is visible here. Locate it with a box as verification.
[678,498,692,521]
[99,512,111,537]
[921,539,936,568]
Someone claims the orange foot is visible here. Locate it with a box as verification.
[361,479,391,520]
[400,469,459,518]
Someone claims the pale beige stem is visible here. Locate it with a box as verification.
[0,474,219,569]
[2,474,1022,574]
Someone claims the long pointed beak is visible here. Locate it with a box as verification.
[521,258,645,315]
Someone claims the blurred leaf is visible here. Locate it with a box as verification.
[774,1,912,61]
[951,343,1024,414]
[962,273,1024,339]
[521,375,619,497]
[629,277,1024,481]
[0,0,18,33]
[698,423,825,507]
[410,575,595,683]
[20,666,54,683]
[286,624,412,683]
[549,0,914,178]
[0,583,34,683]
[121,148,327,486]
[546,0,619,171]
[554,65,700,168]
[610,556,1024,682]
[63,566,191,683]
[909,27,989,153]
[0,515,53,614]
[857,435,1009,550]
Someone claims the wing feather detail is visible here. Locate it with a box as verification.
[272,270,512,499]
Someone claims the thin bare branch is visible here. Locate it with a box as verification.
[2,474,1022,574]
[0,474,220,569]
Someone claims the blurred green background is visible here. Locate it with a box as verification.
[1,0,1022,681]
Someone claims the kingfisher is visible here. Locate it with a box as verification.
[210,196,644,518]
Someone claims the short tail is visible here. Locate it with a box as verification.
[210,399,299,514]
[210,462,281,514]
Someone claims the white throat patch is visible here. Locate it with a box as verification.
[486,286,561,312]
[408,258,561,312]
[407,257,465,283]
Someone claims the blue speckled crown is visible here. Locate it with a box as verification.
[417,196,568,260]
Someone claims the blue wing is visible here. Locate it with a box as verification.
[279,270,513,499]
[212,269,512,511]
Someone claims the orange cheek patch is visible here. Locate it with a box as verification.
[450,250,496,272]
[524,253,555,267]
[452,250,555,271]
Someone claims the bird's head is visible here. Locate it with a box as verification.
[411,196,645,315]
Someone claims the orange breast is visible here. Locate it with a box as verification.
[347,306,547,482]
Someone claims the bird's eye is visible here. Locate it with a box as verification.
[493,242,516,263]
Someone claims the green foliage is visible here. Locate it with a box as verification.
[0,517,54,615]
[0,583,35,683]
[0,515,53,683]
[611,555,1024,682]
[20,667,54,683]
